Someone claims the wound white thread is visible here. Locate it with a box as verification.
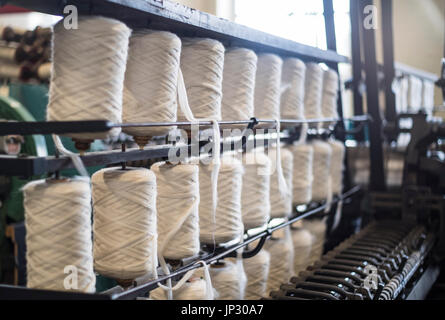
[280,58,306,121]
[321,68,339,125]
[210,259,247,300]
[178,37,224,121]
[328,139,345,196]
[287,143,314,205]
[23,177,95,292]
[47,16,131,140]
[304,63,324,126]
[221,48,257,127]
[123,31,181,137]
[302,217,327,266]
[291,226,313,274]
[265,226,294,293]
[199,155,244,244]
[268,146,293,218]
[254,53,282,127]
[311,141,333,211]
[407,75,423,112]
[151,162,200,260]
[91,167,157,280]
[241,149,271,229]
[244,248,270,300]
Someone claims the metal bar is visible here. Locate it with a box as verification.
[381,0,397,142]
[359,0,386,191]
[6,0,348,64]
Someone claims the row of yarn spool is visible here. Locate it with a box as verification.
[47,16,340,153]
[22,138,345,298]
[394,74,435,116]
[24,15,347,299]
[394,75,435,147]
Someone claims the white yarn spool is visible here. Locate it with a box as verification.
[151,162,200,260]
[210,259,246,300]
[321,69,339,124]
[268,146,293,218]
[122,31,181,140]
[422,80,435,115]
[302,218,327,266]
[408,75,423,112]
[91,167,157,280]
[150,265,214,300]
[291,227,313,275]
[47,16,131,140]
[287,143,313,205]
[311,141,333,202]
[241,149,271,229]
[199,155,244,244]
[265,226,294,294]
[280,58,306,121]
[304,63,324,125]
[178,37,224,121]
[23,177,95,292]
[254,53,282,127]
[327,139,345,196]
[221,48,257,127]
[244,248,270,300]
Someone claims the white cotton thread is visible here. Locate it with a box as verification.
[52,134,88,177]
[268,146,293,218]
[199,155,244,244]
[176,38,223,244]
[280,58,306,121]
[23,177,95,292]
[291,226,313,274]
[47,16,131,140]
[422,80,435,115]
[265,226,294,294]
[243,248,270,300]
[287,143,313,205]
[328,139,345,196]
[311,141,333,208]
[178,38,224,122]
[91,167,157,280]
[221,48,257,127]
[123,31,181,138]
[254,53,282,127]
[151,162,200,260]
[302,218,327,266]
[321,69,339,126]
[210,259,246,300]
[241,149,271,229]
[304,63,324,126]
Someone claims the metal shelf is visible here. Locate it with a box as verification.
[5,0,348,64]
